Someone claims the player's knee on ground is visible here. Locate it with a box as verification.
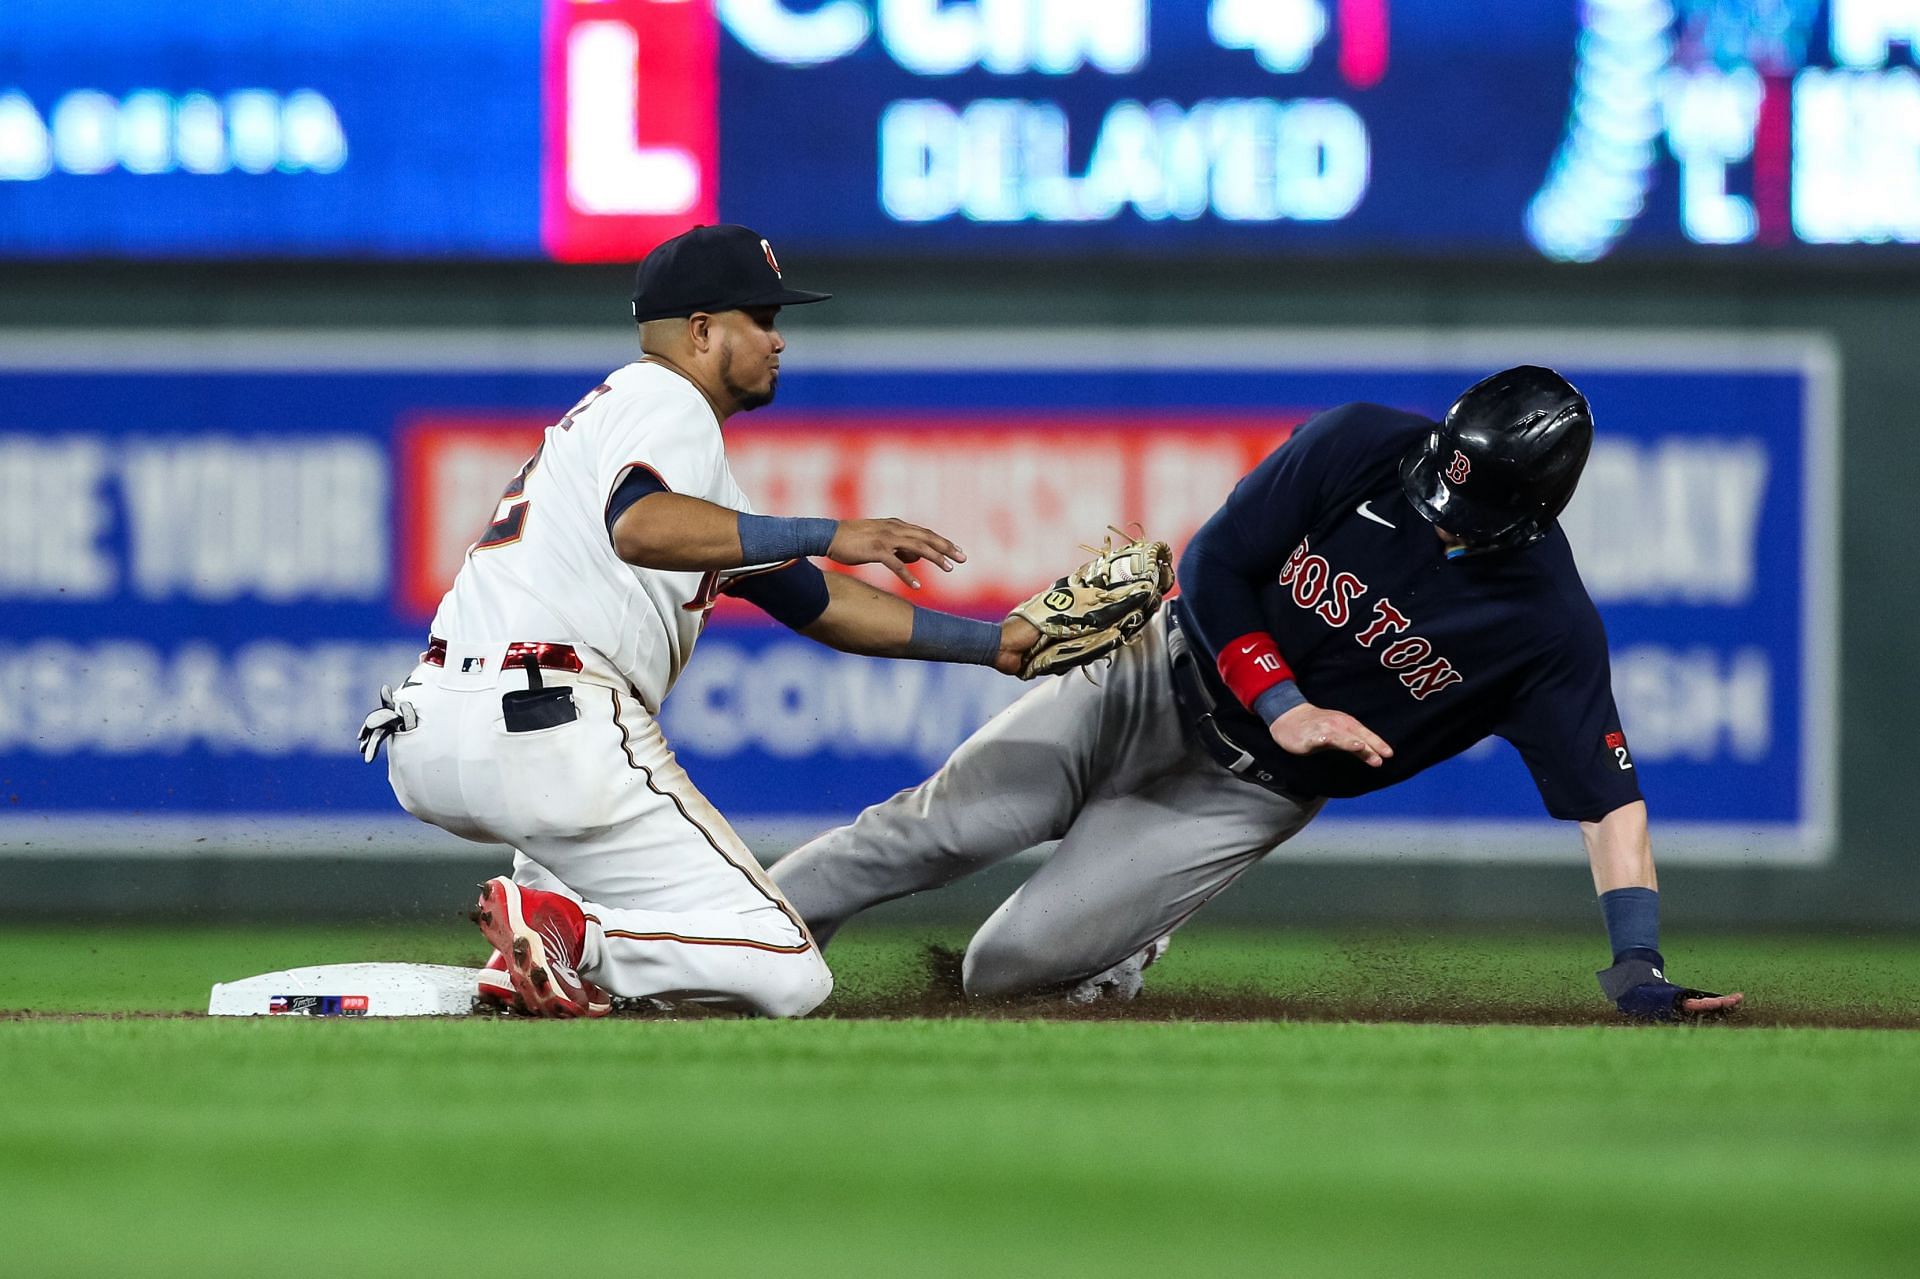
[961,927,1070,999]
[747,950,834,1018]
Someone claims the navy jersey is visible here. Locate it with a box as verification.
[1174,402,1641,822]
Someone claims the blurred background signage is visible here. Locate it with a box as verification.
[0,329,1835,863]
[1,1,1916,260]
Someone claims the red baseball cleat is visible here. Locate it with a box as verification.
[469,878,611,1018]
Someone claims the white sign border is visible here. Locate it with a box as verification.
[0,327,1839,865]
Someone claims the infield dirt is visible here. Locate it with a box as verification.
[792,943,1920,1028]
[7,937,1916,1029]
[6,922,1920,1028]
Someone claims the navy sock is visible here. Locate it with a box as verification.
[1599,886,1660,963]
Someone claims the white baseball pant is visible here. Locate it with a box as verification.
[385,642,830,1017]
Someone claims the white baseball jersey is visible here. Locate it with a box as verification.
[429,359,757,711]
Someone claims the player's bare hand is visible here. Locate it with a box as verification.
[1679,990,1745,1016]
[1270,702,1394,768]
[829,518,966,590]
[994,616,1041,676]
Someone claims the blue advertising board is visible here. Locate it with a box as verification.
[0,328,1835,862]
[1,1,1917,260]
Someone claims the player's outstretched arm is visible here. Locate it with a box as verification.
[1581,801,1745,1020]
[801,572,1035,673]
[613,492,963,587]
[614,492,780,569]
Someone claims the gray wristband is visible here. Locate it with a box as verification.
[737,513,837,564]
[1251,680,1307,726]
[904,608,1003,666]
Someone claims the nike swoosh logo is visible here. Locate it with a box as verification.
[1356,500,1397,529]
[1237,643,1259,655]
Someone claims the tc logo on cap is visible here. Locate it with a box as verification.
[761,238,781,277]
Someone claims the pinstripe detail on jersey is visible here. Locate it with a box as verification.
[721,557,800,585]
[605,688,817,951]
[587,922,813,955]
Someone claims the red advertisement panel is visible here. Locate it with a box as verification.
[396,417,548,620]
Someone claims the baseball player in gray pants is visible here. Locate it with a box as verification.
[776,371,1744,1019]
[775,609,1322,999]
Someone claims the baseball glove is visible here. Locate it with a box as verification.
[1008,527,1174,680]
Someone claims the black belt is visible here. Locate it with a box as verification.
[1164,611,1310,801]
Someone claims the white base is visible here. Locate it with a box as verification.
[208,963,485,1017]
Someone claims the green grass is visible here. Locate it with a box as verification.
[3,926,1918,1277]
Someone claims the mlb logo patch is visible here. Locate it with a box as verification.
[461,656,487,673]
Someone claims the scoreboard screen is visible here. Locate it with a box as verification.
[0,0,1915,261]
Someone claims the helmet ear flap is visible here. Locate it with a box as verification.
[1399,433,1451,528]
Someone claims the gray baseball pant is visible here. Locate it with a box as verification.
[771,612,1323,997]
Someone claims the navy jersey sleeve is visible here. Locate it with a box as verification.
[1496,607,1644,822]
[723,559,831,631]
[604,465,670,534]
[1180,403,1426,659]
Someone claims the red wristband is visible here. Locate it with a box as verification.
[1216,631,1294,710]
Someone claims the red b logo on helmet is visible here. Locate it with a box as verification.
[1445,450,1472,484]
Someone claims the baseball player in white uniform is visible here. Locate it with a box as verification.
[362,225,1038,1018]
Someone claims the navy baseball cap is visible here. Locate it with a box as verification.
[631,224,831,323]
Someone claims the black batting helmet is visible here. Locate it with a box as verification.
[1400,365,1594,553]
